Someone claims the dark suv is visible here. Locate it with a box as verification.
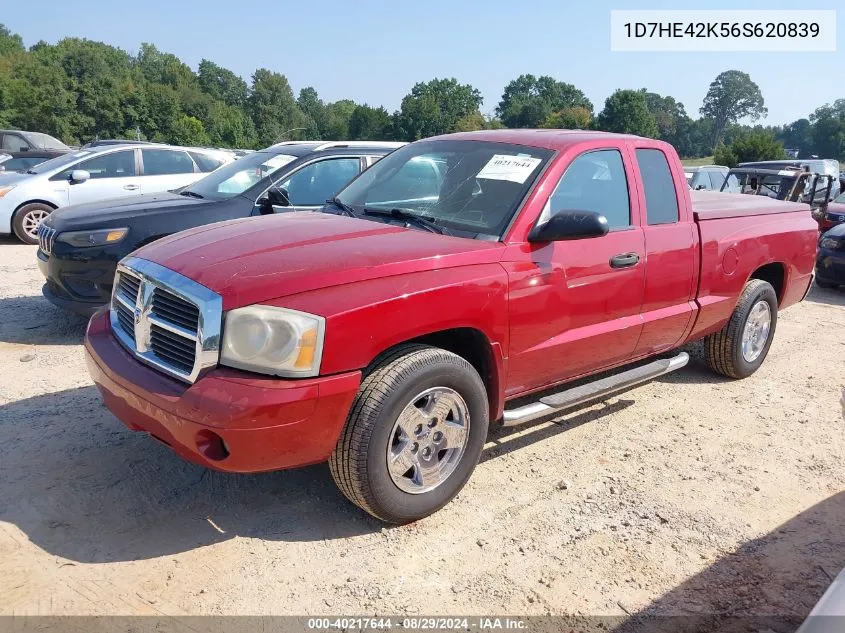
[37,141,404,315]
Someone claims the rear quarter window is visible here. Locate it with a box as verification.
[636,149,680,225]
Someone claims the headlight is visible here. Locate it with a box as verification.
[0,186,15,198]
[820,237,841,249]
[56,227,128,248]
[220,305,325,377]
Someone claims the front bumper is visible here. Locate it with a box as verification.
[84,310,362,473]
[37,245,118,314]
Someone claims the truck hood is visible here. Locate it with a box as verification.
[48,191,210,230]
[135,212,505,310]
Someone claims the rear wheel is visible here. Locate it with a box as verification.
[12,203,55,244]
[705,279,778,379]
[329,344,489,524]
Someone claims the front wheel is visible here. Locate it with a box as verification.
[705,279,778,379]
[12,203,55,244]
[329,344,489,524]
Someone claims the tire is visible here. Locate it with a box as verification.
[704,279,778,379]
[329,344,489,524]
[815,279,837,289]
[12,203,55,245]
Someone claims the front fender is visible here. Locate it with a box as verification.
[272,263,510,376]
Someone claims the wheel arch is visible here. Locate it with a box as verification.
[363,327,505,422]
[10,199,59,231]
[748,261,786,305]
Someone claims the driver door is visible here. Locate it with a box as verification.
[505,148,646,396]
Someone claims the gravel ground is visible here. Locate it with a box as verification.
[0,236,843,621]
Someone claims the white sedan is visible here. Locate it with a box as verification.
[0,143,232,243]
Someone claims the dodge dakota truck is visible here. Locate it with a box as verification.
[84,130,818,524]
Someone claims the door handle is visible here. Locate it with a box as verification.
[610,252,640,268]
[123,184,139,191]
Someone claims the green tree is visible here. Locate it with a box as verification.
[297,87,326,139]
[395,78,482,141]
[714,130,786,167]
[596,90,658,138]
[700,70,767,148]
[137,43,196,89]
[349,104,393,140]
[170,115,210,146]
[322,99,356,139]
[248,68,307,147]
[542,105,592,129]
[197,59,247,107]
[642,90,690,147]
[0,23,25,56]
[496,74,592,128]
[809,100,845,160]
[778,118,814,158]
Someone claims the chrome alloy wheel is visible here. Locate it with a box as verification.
[741,300,772,363]
[386,387,470,494]
[22,209,51,239]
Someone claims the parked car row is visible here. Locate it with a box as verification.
[1,143,234,243]
[36,140,404,314]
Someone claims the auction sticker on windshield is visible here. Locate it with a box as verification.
[477,154,542,183]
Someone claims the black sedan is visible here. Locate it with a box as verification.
[816,222,845,289]
[37,141,403,315]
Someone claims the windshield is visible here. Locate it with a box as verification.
[181,152,297,200]
[834,192,845,204]
[29,132,68,150]
[27,150,95,174]
[333,140,553,239]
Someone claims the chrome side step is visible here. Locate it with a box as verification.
[501,352,689,427]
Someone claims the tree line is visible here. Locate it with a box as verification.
[1,24,843,163]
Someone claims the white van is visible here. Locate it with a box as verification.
[0,144,232,243]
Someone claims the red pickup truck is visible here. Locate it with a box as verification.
[84,130,818,523]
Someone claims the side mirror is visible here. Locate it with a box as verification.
[528,210,609,242]
[266,187,290,207]
[69,169,90,184]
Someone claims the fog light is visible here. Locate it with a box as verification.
[195,430,230,461]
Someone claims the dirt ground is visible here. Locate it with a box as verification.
[0,235,843,621]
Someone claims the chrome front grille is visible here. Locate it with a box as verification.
[152,288,200,331]
[38,225,58,255]
[110,256,222,383]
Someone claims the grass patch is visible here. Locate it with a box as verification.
[682,156,714,167]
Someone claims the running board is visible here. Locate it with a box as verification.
[501,352,689,427]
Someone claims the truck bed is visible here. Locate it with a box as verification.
[692,190,809,220]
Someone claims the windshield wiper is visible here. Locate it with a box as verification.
[363,208,451,235]
[179,190,204,199]
[325,197,359,217]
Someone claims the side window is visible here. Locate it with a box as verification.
[56,150,136,180]
[277,158,361,206]
[547,149,630,230]
[636,149,680,225]
[2,134,28,152]
[708,170,726,190]
[189,151,225,173]
[142,149,195,176]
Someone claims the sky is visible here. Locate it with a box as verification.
[1,0,841,126]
